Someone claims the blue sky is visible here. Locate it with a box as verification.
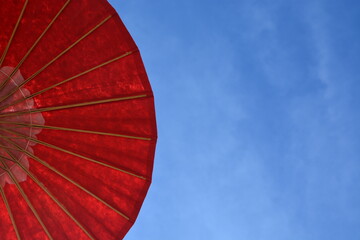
[108,0,360,239]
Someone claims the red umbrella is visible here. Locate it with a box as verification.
[0,0,157,239]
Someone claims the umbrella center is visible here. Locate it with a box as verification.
[0,67,44,186]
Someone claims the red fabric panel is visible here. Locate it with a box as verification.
[16,0,114,78]
[25,51,150,102]
[36,130,156,178]
[0,194,17,239]
[6,96,156,136]
[30,143,151,218]
[3,184,49,240]
[2,0,68,67]
[3,96,156,138]
[29,159,133,240]
[18,175,90,239]
[0,0,26,58]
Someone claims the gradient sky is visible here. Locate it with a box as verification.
[108,0,360,239]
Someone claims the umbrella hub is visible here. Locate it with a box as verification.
[0,67,44,187]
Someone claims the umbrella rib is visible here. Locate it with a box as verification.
[0,0,71,93]
[0,185,21,240]
[0,136,132,221]
[0,144,19,152]
[0,50,136,112]
[1,148,96,240]
[0,0,29,67]
[0,93,149,118]
[0,121,151,140]
[0,13,113,103]
[0,158,54,240]
[0,128,147,180]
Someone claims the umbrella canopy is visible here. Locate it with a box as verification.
[0,0,157,239]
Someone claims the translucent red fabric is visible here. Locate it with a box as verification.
[0,0,157,239]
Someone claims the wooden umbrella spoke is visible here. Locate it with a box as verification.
[0,14,113,103]
[0,185,21,240]
[0,120,151,140]
[0,136,131,221]
[0,136,24,141]
[0,152,20,163]
[0,127,147,180]
[0,0,29,68]
[0,158,54,240]
[0,144,20,152]
[0,50,136,112]
[1,147,95,240]
[0,0,71,92]
[0,93,149,118]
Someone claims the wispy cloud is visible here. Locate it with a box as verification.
[109,0,360,239]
